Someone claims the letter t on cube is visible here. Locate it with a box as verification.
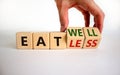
[50,32,66,49]
[67,27,84,49]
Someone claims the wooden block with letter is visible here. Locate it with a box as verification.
[67,27,84,49]
[50,32,66,49]
[83,27,101,49]
[33,32,49,49]
[16,32,33,49]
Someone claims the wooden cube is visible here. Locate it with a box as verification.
[33,32,49,49]
[67,27,84,49]
[50,32,66,49]
[16,32,33,49]
[83,27,101,49]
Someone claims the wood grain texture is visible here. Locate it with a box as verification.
[16,32,33,49]
[33,32,49,49]
[83,27,101,49]
[67,27,84,49]
[50,32,66,49]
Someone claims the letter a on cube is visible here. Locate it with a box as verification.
[83,27,101,49]
[67,27,84,49]
[33,32,49,49]
[16,32,33,49]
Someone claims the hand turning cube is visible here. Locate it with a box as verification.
[16,27,101,49]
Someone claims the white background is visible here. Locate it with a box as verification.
[0,0,120,75]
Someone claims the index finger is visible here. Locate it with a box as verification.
[55,0,69,32]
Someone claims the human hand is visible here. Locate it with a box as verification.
[55,0,105,33]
